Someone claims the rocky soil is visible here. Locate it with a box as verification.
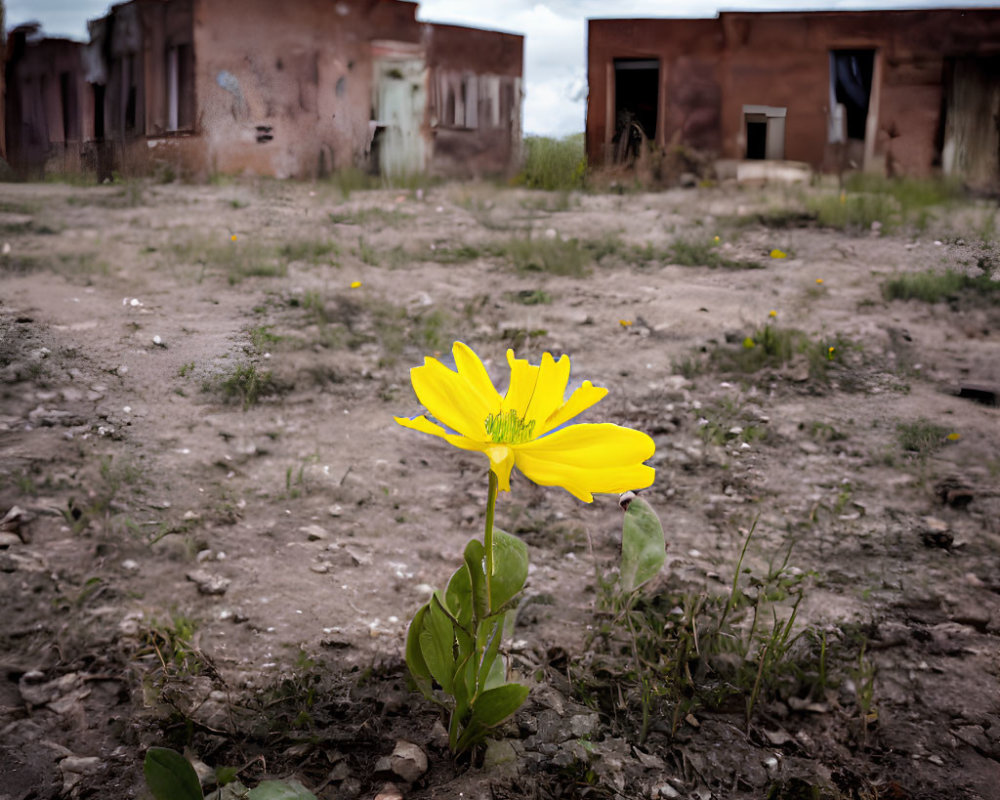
[1,178,998,800]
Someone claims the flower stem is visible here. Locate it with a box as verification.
[484,470,498,613]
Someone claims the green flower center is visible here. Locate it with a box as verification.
[485,409,536,444]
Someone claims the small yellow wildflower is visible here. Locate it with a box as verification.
[770,249,787,259]
[768,310,778,319]
[816,278,824,285]
[619,319,633,328]
[947,432,960,441]
[743,337,756,349]
[230,234,238,242]
[827,346,835,360]
[713,235,720,244]
[350,281,362,289]
[395,342,655,502]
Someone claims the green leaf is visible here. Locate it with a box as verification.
[445,563,474,628]
[488,529,528,613]
[143,747,204,800]
[620,496,665,593]
[463,539,488,620]
[475,615,505,693]
[405,603,433,697]
[246,780,318,800]
[456,682,530,750]
[419,594,458,693]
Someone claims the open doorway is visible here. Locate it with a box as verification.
[829,49,874,142]
[743,105,785,160]
[613,58,658,161]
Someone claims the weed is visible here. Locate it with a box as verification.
[881,268,1000,304]
[248,324,284,352]
[896,419,949,460]
[331,207,412,228]
[497,234,591,277]
[581,523,840,742]
[702,324,848,382]
[278,239,339,264]
[515,133,587,191]
[506,288,552,305]
[208,362,278,410]
[177,362,195,378]
[357,237,378,266]
[170,236,284,284]
[669,235,764,270]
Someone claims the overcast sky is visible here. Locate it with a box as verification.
[8,1,998,136]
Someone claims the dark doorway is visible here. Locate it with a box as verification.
[614,58,659,142]
[746,119,767,159]
[831,49,874,141]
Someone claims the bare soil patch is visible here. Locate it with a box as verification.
[1,179,999,800]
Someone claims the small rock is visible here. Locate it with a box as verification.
[483,738,518,769]
[569,713,599,738]
[121,559,140,572]
[389,740,427,783]
[0,532,22,548]
[328,504,343,517]
[310,562,330,574]
[186,570,231,595]
[301,524,328,541]
[373,783,403,800]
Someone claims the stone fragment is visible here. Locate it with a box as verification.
[186,570,231,595]
[373,783,403,800]
[389,740,427,783]
[301,524,328,541]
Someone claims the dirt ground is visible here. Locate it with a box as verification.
[1,178,999,800]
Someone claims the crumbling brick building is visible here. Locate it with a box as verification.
[586,9,1000,190]
[5,0,523,180]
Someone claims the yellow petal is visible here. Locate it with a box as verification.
[501,349,541,416]
[539,380,608,436]
[410,357,491,440]
[484,444,515,491]
[515,423,655,501]
[452,342,502,414]
[523,352,570,424]
[394,415,484,452]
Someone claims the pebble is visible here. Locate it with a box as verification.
[389,740,427,783]
[186,570,231,595]
[301,524,328,541]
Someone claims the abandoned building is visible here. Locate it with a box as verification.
[586,9,1000,190]
[4,0,523,180]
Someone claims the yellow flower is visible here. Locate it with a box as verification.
[816,278,824,284]
[350,281,362,289]
[768,310,778,319]
[619,319,633,328]
[230,234,238,242]
[770,249,787,259]
[947,432,960,441]
[395,342,655,502]
[827,346,835,360]
[743,337,755,349]
[713,235,720,243]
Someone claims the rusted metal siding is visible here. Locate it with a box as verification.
[587,9,1000,188]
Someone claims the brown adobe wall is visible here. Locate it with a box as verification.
[192,0,421,179]
[4,34,92,177]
